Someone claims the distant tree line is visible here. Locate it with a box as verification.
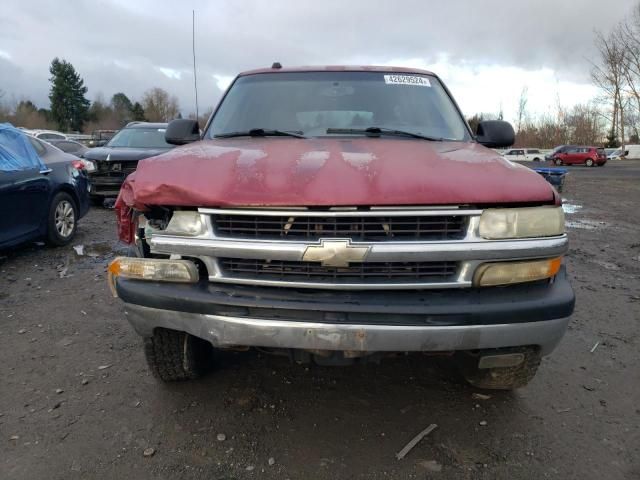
[0,57,183,133]
[468,2,640,149]
[467,98,604,149]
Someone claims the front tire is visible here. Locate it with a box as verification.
[47,192,78,246]
[553,158,563,166]
[585,158,595,167]
[144,328,213,382]
[458,347,541,390]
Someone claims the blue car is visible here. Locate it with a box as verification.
[0,124,90,249]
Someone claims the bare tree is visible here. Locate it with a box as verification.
[516,86,529,132]
[0,89,9,122]
[188,106,213,127]
[142,87,180,122]
[592,29,627,149]
[616,5,640,144]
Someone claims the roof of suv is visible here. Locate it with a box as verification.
[238,65,436,77]
[124,122,168,129]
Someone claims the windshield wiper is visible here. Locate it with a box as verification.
[215,128,306,139]
[326,127,443,141]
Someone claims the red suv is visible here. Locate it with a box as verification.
[551,145,607,167]
[110,65,575,390]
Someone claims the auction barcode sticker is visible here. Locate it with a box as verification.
[383,75,431,87]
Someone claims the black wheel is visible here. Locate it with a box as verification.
[553,158,563,166]
[533,157,541,162]
[90,196,104,207]
[46,192,78,246]
[144,328,213,382]
[585,158,594,167]
[457,347,541,390]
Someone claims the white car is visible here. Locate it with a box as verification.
[502,148,544,162]
[22,129,68,141]
[605,148,623,160]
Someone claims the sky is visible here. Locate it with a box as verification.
[0,0,636,124]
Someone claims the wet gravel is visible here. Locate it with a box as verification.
[1,161,639,479]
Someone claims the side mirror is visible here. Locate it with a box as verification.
[165,119,200,145]
[475,120,515,148]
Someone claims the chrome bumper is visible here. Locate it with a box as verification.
[124,303,570,355]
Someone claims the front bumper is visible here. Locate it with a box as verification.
[117,267,574,355]
[88,174,126,197]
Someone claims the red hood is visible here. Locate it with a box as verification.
[117,137,556,210]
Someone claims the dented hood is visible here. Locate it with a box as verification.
[117,137,556,210]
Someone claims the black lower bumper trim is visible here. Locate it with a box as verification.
[115,267,575,327]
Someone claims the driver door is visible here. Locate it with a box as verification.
[0,137,52,246]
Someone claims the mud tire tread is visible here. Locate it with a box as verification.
[144,329,212,382]
[461,347,542,390]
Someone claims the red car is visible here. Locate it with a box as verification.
[551,145,607,167]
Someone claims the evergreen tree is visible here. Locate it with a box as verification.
[111,92,133,113]
[605,128,620,148]
[48,58,90,132]
[111,92,133,125]
[130,102,146,121]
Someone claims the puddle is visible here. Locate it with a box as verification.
[72,241,117,258]
[566,219,606,230]
[562,200,582,214]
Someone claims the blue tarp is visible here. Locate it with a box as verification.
[0,123,47,172]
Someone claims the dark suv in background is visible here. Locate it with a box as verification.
[83,122,174,204]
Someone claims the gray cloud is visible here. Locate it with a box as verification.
[0,0,635,113]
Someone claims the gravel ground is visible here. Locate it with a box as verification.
[1,161,639,480]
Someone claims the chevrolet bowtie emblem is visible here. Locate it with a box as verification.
[302,239,370,267]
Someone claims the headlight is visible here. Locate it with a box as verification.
[107,257,199,296]
[81,159,96,172]
[163,211,205,236]
[479,207,564,239]
[474,257,562,287]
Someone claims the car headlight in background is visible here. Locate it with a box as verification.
[479,207,564,239]
[71,159,96,173]
[107,257,199,296]
[81,159,96,172]
[474,257,562,287]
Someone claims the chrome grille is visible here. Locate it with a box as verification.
[96,160,138,175]
[213,213,466,241]
[218,258,458,283]
[148,208,569,290]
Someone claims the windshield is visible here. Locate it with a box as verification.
[206,72,470,141]
[107,127,171,148]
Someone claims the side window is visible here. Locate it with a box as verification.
[27,136,46,156]
[38,133,65,140]
[505,150,515,155]
[516,150,524,155]
[61,141,78,152]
